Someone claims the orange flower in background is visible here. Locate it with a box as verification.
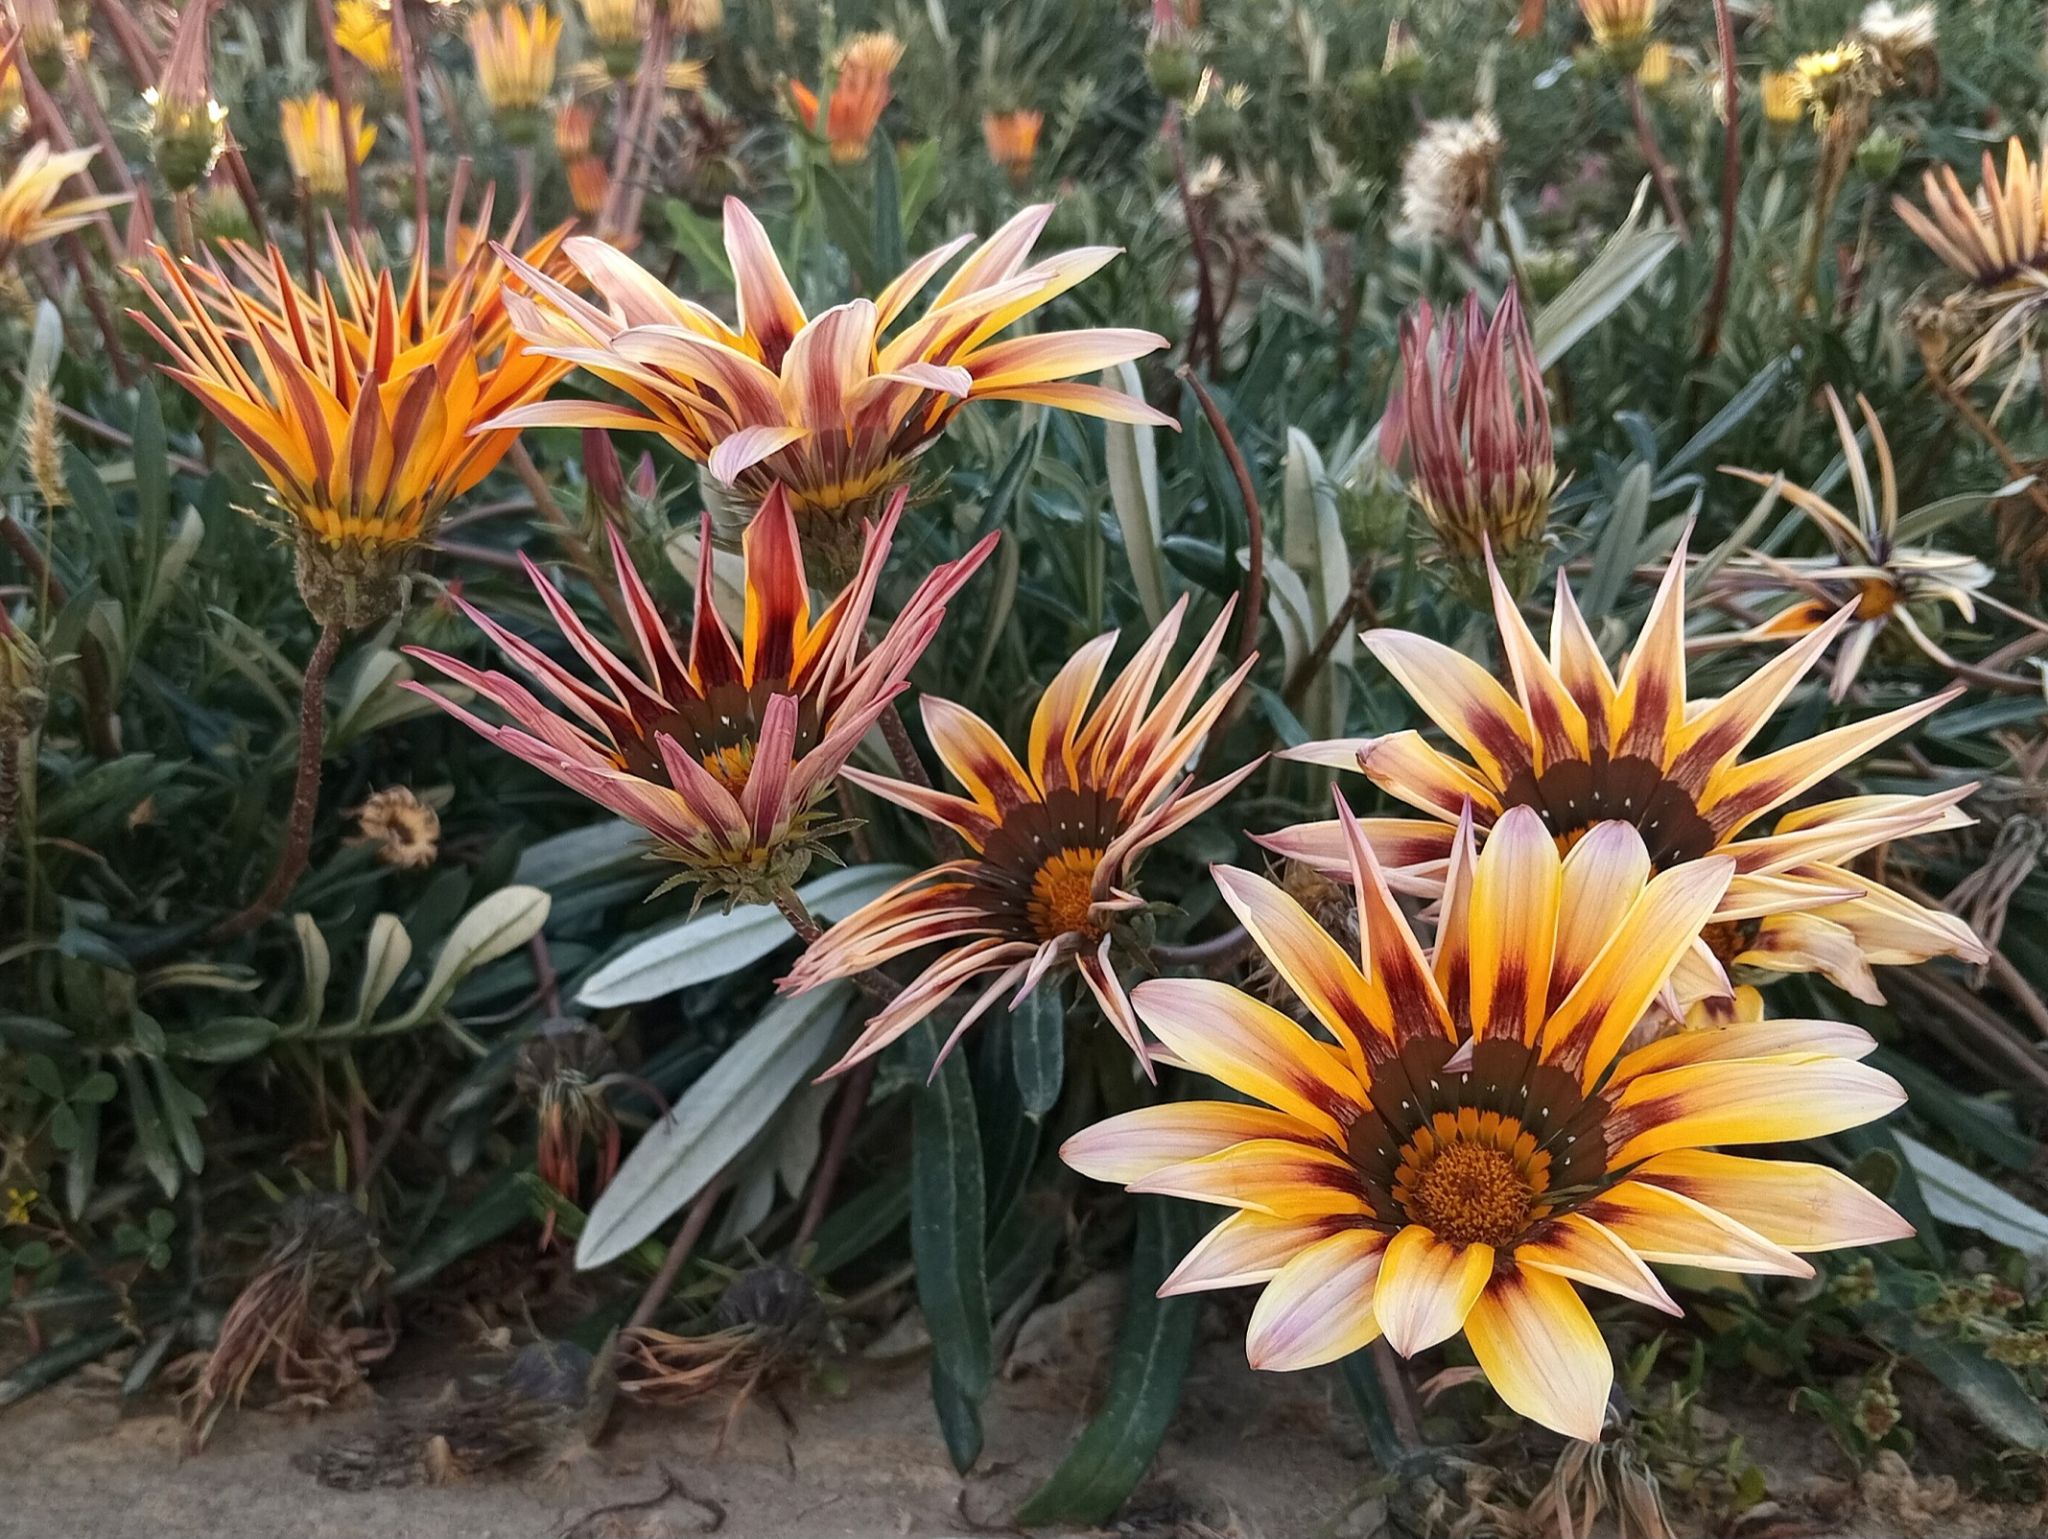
[486,198,1171,560]
[404,487,996,904]
[788,31,904,163]
[129,206,577,623]
[278,93,374,201]
[566,156,609,218]
[0,143,127,266]
[1266,532,1985,1014]
[981,108,1044,183]
[783,599,1259,1077]
[554,100,596,159]
[1064,802,1911,1441]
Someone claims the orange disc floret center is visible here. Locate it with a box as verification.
[700,738,757,794]
[1854,577,1900,621]
[1392,1111,1550,1248]
[1028,847,1106,942]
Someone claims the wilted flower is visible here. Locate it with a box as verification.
[1895,138,2048,289]
[334,0,401,91]
[352,787,441,867]
[405,487,995,905]
[1855,1,1937,88]
[1397,112,1504,246]
[788,31,903,163]
[515,1020,624,1247]
[0,144,127,268]
[144,0,229,192]
[468,3,561,134]
[1580,0,1656,68]
[1719,390,2023,701]
[1064,802,1911,1441]
[130,210,577,625]
[1759,70,1804,127]
[486,199,1171,567]
[1792,42,1880,128]
[981,108,1043,184]
[1384,288,1553,591]
[278,94,375,202]
[1269,526,1987,1015]
[783,599,1259,1078]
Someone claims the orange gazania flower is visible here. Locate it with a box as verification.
[487,199,1171,548]
[404,487,996,903]
[1267,533,1985,1013]
[1065,802,1911,1441]
[0,142,127,266]
[981,108,1044,183]
[783,600,1259,1076]
[788,31,903,163]
[129,207,576,621]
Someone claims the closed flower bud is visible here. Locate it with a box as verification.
[13,0,66,88]
[1382,19,1423,83]
[1855,125,1905,182]
[145,0,229,193]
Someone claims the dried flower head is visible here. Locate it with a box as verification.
[26,384,64,509]
[1397,112,1504,246]
[352,787,441,868]
[278,94,375,201]
[1855,1,1937,84]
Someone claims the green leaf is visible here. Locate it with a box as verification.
[392,1168,536,1292]
[71,1071,118,1104]
[577,981,855,1268]
[1532,185,1680,368]
[1894,1132,2048,1258]
[377,886,550,1031]
[22,1055,64,1101]
[1103,361,1171,626]
[1010,985,1065,1120]
[169,1017,280,1064]
[872,137,904,273]
[0,1325,128,1408]
[120,1058,180,1197]
[815,167,878,279]
[148,1058,206,1175]
[132,381,168,527]
[931,1361,985,1473]
[659,199,734,288]
[1580,463,1651,624]
[1014,1199,1203,1525]
[910,1018,992,1468]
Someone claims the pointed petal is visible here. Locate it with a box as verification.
[1516,1213,1679,1315]
[1061,1102,1323,1185]
[1243,1228,1389,1371]
[1374,1227,1494,1356]
[1464,1267,1612,1443]
[1162,1211,1359,1295]
[1632,1151,1914,1251]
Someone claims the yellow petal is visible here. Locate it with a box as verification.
[1373,1226,1494,1356]
[1464,1267,1611,1442]
[1244,1228,1389,1371]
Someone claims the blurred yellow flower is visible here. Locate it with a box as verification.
[575,0,642,78]
[1636,39,1673,88]
[668,0,721,32]
[1580,0,1656,63]
[334,0,400,89]
[279,94,375,201]
[468,3,561,122]
[0,144,128,266]
[1759,69,1803,125]
[1895,137,2048,289]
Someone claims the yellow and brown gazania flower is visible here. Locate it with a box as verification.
[1717,390,2040,701]
[783,600,1259,1077]
[404,486,995,903]
[576,0,643,78]
[1266,529,1986,1015]
[484,198,1171,560]
[1895,137,2048,290]
[128,208,576,624]
[787,31,903,164]
[278,94,375,202]
[1064,801,1912,1441]
[1579,0,1656,67]
[0,142,127,267]
[143,0,229,192]
[334,0,401,91]
[468,2,561,126]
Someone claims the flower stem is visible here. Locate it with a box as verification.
[791,1057,875,1255]
[209,621,343,941]
[308,0,366,237]
[1626,75,1689,239]
[1695,0,1741,368]
[389,0,434,252]
[624,1172,726,1336]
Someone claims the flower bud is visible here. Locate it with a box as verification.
[1855,125,1905,183]
[145,0,229,193]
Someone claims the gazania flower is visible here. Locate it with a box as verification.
[1383,288,1553,593]
[1636,40,1674,89]
[405,486,996,904]
[278,94,375,202]
[1267,526,1986,1012]
[486,198,1172,565]
[783,599,1260,1077]
[667,0,721,33]
[788,31,903,163]
[566,155,609,218]
[10,0,63,86]
[468,3,561,129]
[1895,138,2048,290]
[1759,70,1804,127]
[1855,0,1936,88]
[334,0,401,91]
[1064,802,1912,1441]
[1718,390,2039,701]
[352,786,441,868]
[0,143,127,267]
[144,0,229,192]
[129,211,576,625]
[575,0,641,78]
[1580,0,1656,67]
[1397,113,1504,246]
[1791,42,1878,128]
[982,108,1044,184]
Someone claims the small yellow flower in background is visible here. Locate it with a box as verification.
[575,0,641,79]
[4,1187,34,1225]
[353,788,442,868]
[1396,113,1504,246]
[788,30,904,163]
[1792,41,1878,128]
[0,143,129,267]
[278,94,375,202]
[487,198,1172,565]
[144,0,230,192]
[1895,137,2048,289]
[129,206,577,625]
[1063,802,1913,1441]
[468,2,561,132]
[1268,524,1986,1015]
[1579,0,1656,68]
[981,108,1043,184]
[1636,39,1673,89]
[1759,69,1804,126]
[334,0,401,90]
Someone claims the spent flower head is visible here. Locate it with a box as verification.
[1397,113,1504,246]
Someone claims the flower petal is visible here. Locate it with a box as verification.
[1243,1228,1390,1371]
[1579,1180,1811,1276]
[1130,1138,1371,1219]
[1468,805,1561,1043]
[1374,1226,1494,1356]
[1632,1151,1913,1251]
[1464,1267,1612,1443]
[1057,1102,1324,1185]
[1161,1211,1359,1295]
[1516,1212,1678,1315]
[1606,1056,1907,1165]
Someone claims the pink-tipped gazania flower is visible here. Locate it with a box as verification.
[404,486,995,904]
[1384,288,1554,582]
[1065,801,1911,1441]
[1267,532,1985,1015]
[783,599,1259,1076]
[483,199,1172,555]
